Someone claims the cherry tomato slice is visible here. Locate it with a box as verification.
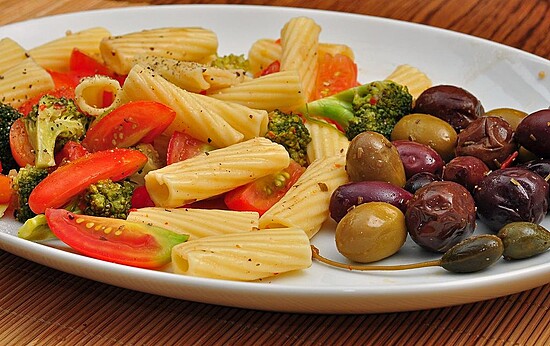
[258,60,281,77]
[130,186,155,209]
[166,131,215,165]
[9,118,35,167]
[224,160,305,215]
[55,141,89,166]
[0,175,14,204]
[82,101,176,152]
[69,48,126,85]
[313,53,358,100]
[45,208,188,268]
[29,148,147,214]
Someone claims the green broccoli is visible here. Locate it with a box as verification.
[300,80,413,140]
[210,54,250,71]
[264,110,311,167]
[12,165,49,222]
[18,214,55,241]
[0,103,23,174]
[23,95,89,168]
[82,179,135,219]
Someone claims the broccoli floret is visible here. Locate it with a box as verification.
[210,54,250,71]
[264,110,311,166]
[300,80,413,140]
[18,214,55,241]
[0,103,23,174]
[82,179,135,219]
[23,95,89,168]
[12,165,49,222]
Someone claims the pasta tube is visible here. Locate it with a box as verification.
[127,207,259,240]
[385,64,432,99]
[171,227,312,281]
[260,155,348,238]
[28,27,110,71]
[74,75,126,116]
[145,137,290,207]
[0,38,28,74]
[0,58,54,107]
[305,119,349,163]
[123,64,268,147]
[100,27,218,75]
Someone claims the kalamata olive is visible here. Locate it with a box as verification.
[474,167,549,232]
[329,181,412,222]
[404,172,442,194]
[392,140,444,178]
[440,235,503,273]
[406,181,476,253]
[515,109,550,158]
[455,116,517,170]
[413,85,484,132]
[335,202,407,263]
[497,222,550,260]
[442,156,490,192]
[391,113,457,162]
[346,131,406,187]
[485,107,527,130]
[519,158,550,180]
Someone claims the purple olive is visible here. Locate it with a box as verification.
[329,181,413,222]
[515,109,550,158]
[404,172,442,194]
[442,155,490,192]
[406,181,476,253]
[392,140,444,179]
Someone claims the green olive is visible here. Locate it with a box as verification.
[497,222,550,260]
[335,202,407,263]
[441,234,504,273]
[346,131,406,187]
[485,108,528,130]
[391,113,457,162]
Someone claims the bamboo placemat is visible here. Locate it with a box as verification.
[1,250,549,345]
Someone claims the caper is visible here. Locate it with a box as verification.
[311,234,504,274]
[440,235,504,273]
[497,222,550,260]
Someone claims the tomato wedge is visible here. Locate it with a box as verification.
[166,131,215,165]
[130,186,155,209]
[9,118,35,167]
[258,60,281,77]
[69,48,126,85]
[0,175,13,204]
[29,148,147,214]
[82,101,176,152]
[55,141,89,166]
[224,160,305,215]
[45,208,188,268]
[313,53,358,100]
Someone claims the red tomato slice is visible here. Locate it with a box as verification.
[45,208,188,268]
[9,118,35,167]
[313,53,358,100]
[69,48,126,85]
[224,160,305,215]
[48,70,81,89]
[0,174,14,204]
[18,86,76,116]
[130,186,155,209]
[258,60,281,77]
[82,101,176,152]
[54,141,89,166]
[28,148,147,214]
[166,131,215,165]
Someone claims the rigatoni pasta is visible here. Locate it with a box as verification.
[100,27,218,75]
[0,38,28,74]
[0,58,54,107]
[385,64,432,99]
[171,227,312,281]
[305,119,349,163]
[123,64,268,147]
[127,207,259,240]
[279,17,321,101]
[28,27,110,72]
[74,75,126,116]
[260,155,348,238]
[145,137,290,207]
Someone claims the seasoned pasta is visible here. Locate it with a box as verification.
[260,155,348,238]
[123,64,268,147]
[100,27,218,75]
[171,227,312,281]
[305,119,349,163]
[74,75,126,116]
[127,207,259,240]
[0,58,54,107]
[28,27,110,72]
[145,137,290,207]
[0,38,28,74]
[385,64,432,99]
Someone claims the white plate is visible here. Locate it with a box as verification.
[1,5,549,314]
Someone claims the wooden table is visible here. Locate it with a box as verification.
[0,1,549,345]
